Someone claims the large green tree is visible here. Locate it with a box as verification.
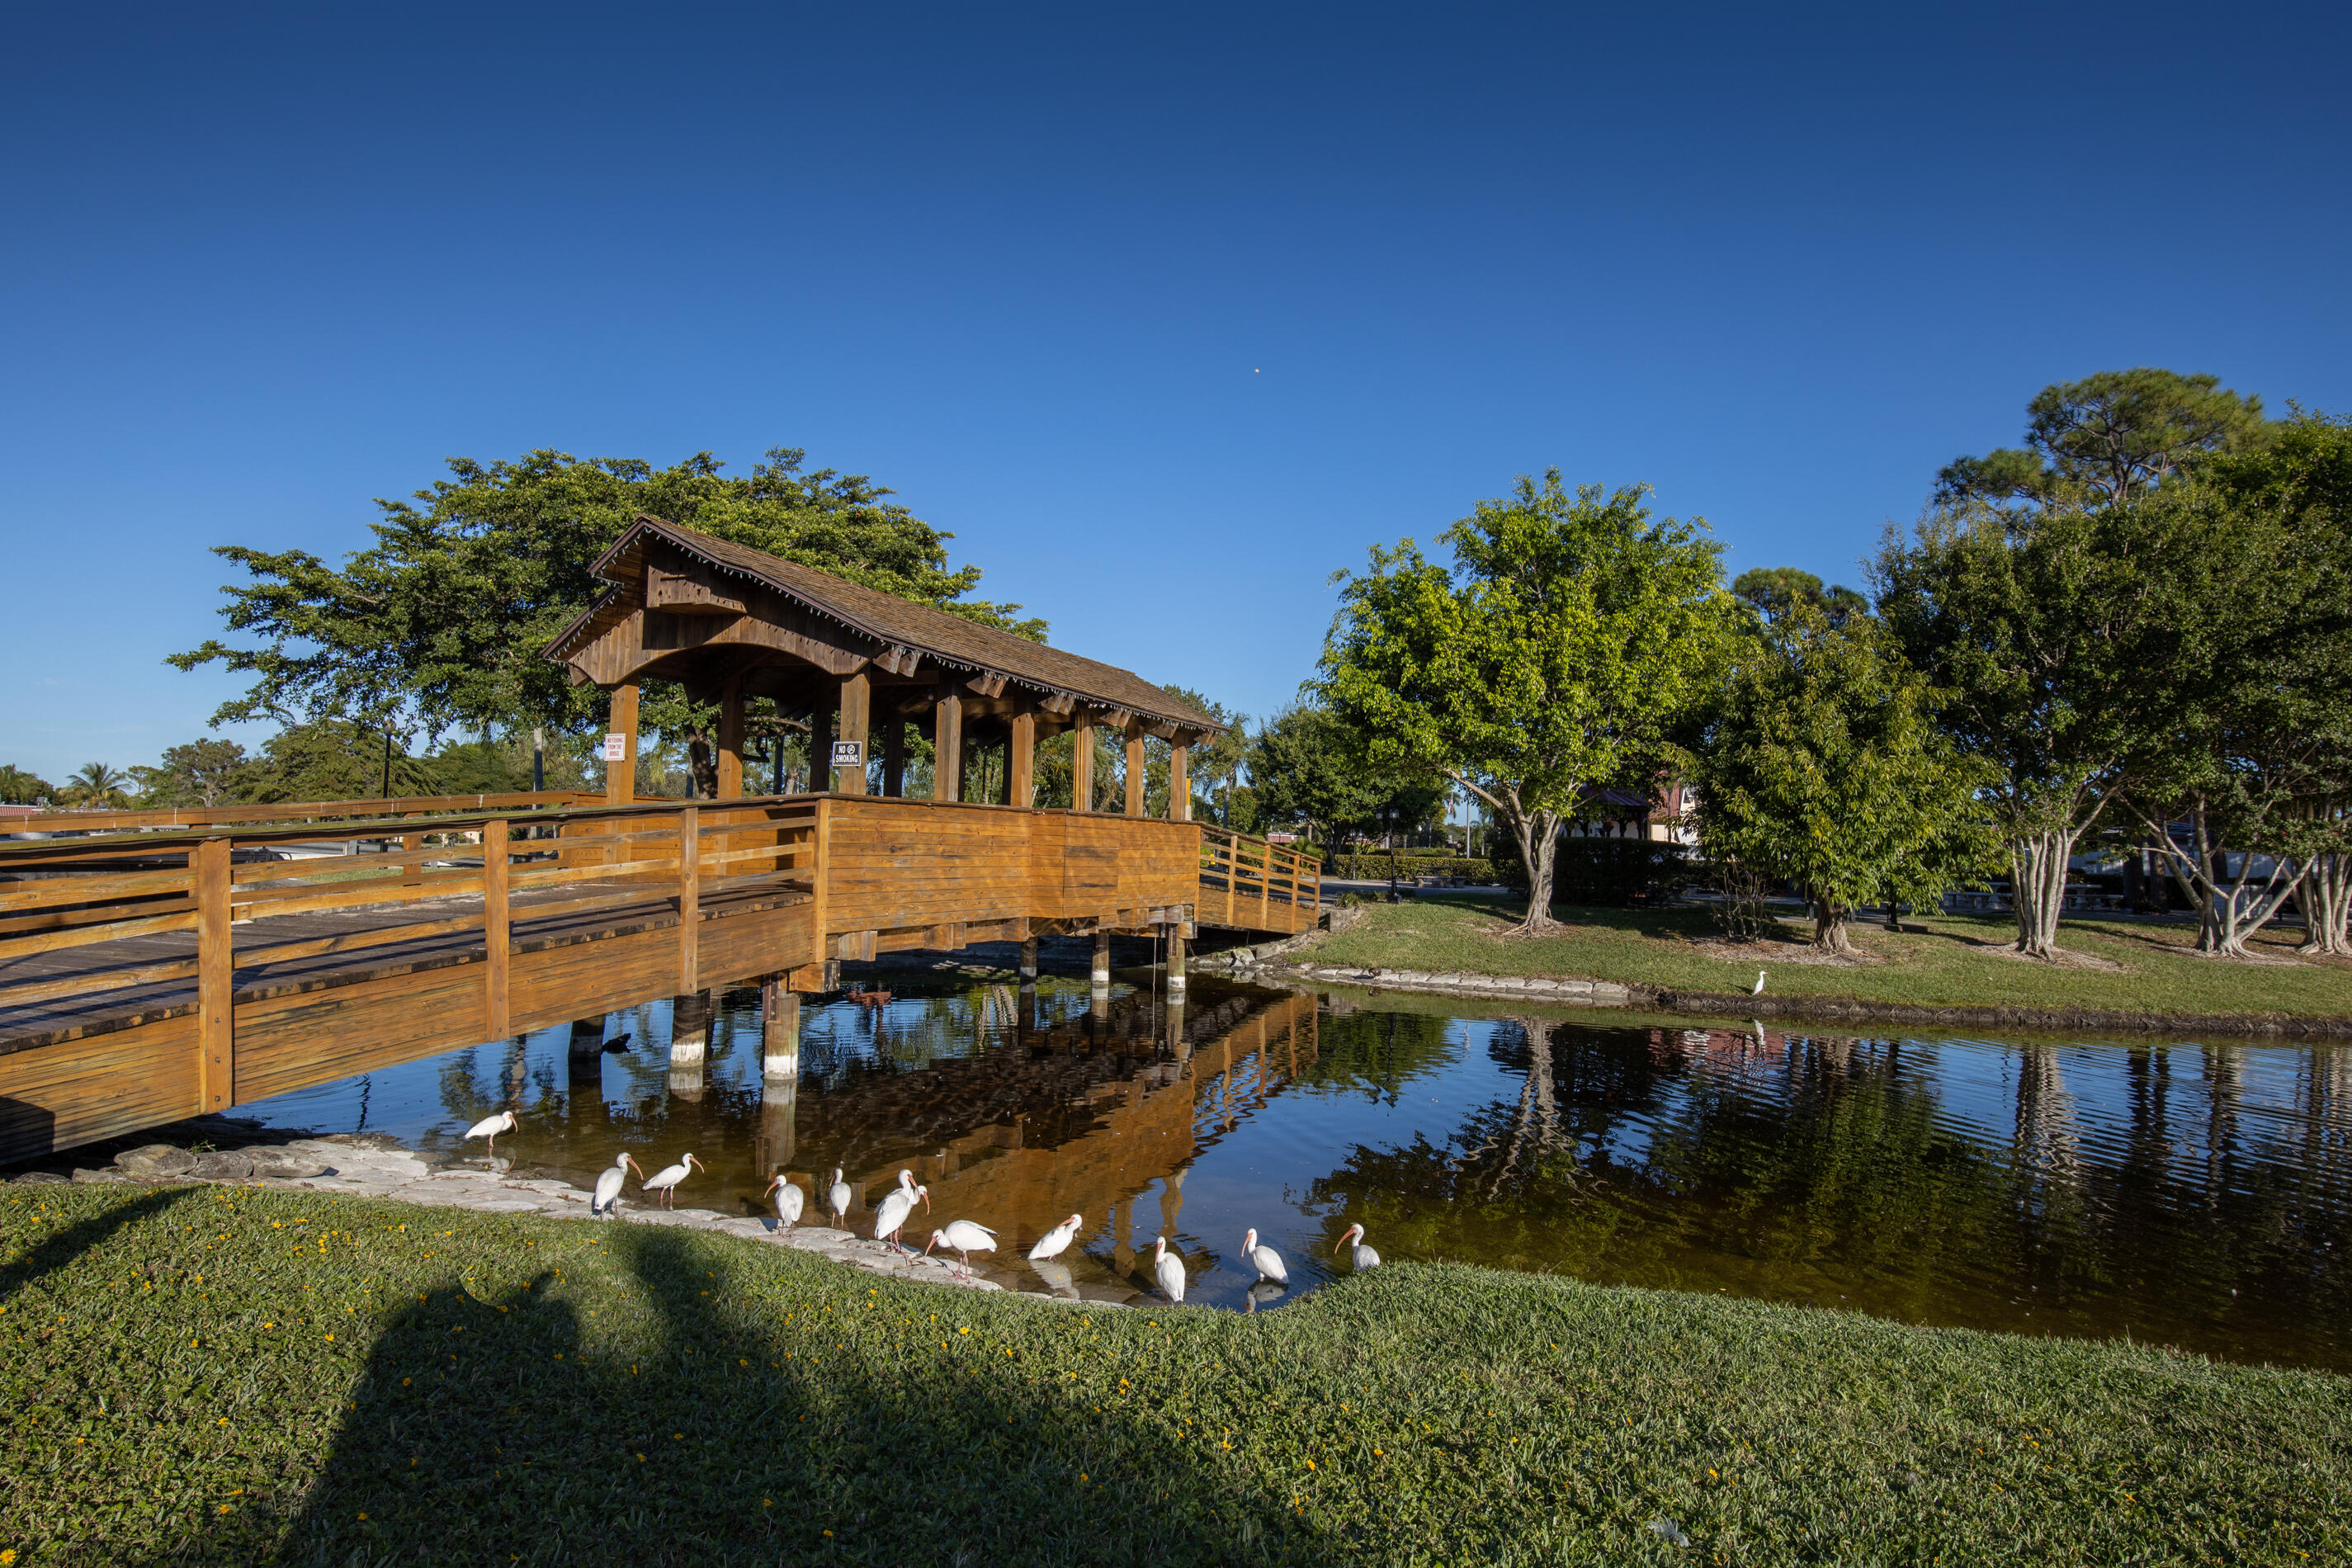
[1245,705,1439,849]
[1730,567,1866,625]
[0,765,53,805]
[169,446,1041,764]
[1688,603,1995,952]
[1934,368,2265,513]
[1319,474,1732,933]
[132,739,253,808]
[2126,409,2352,954]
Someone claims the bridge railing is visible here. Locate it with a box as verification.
[0,796,822,1074]
[2,789,603,838]
[1196,825,1323,933]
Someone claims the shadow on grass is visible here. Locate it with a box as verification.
[0,1184,191,1296]
[201,1225,1323,1567]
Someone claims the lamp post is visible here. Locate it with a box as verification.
[1385,808,1400,897]
[380,720,396,801]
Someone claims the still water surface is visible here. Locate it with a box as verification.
[231,972,2352,1372]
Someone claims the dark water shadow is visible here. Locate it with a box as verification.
[0,1184,191,1296]
[180,1225,1324,1566]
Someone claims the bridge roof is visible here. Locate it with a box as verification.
[546,515,1226,733]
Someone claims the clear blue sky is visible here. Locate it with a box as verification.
[4,2,2347,784]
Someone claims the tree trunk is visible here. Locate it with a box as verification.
[1812,895,1854,955]
[1506,808,1564,936]
[2299,852,2352,956]
[2008,827,2080,959]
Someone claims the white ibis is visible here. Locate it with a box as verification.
[641,1152,701,1208]
[827,1168,852,1227]
[592,1152,643,1216]
[1028,1212,1084,1263]
[873,1174,930,1254]
[1752,968,1768,995]
[1242,1228,1287,1287]
[462,1109,518,1157]
[925,1221,997,1279]
[1152,1235,1186,1303]
[1334,1222,1381,1271]
[764,1173,805,1230]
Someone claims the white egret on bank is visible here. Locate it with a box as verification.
[592,1152,643,1216]
[1242,1228,1287,1287]
[1334,1222,1381,1271]
[641,1152,701,1208]
[1752,969,1768,996]
[873,1173,930,1254]
[1028,1212,1084,1263]
[764,1173,805,1230]
[827,1168,852,1227]
[926,1220,997,1278]
[1152,1235,1186,1303]
[463,1109,518,1157]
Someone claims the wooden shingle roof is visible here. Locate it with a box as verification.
[545,515,1226,734]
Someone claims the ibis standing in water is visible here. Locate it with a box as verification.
[592,1151,643,1216]
[826,1168,852,1228]
[463,1109,519,1158]
[926,1220,997,1279]
[1152,1235,1187,1304]
[873,1171,930,1254]
[1242,1228,1288,1287]
[641,1152,702,1208]
[1028,1212,1084,1263]
[763,1173,805,1230]
[1334,1222,1381,1271]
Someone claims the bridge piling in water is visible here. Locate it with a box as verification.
[761,980,801,1084]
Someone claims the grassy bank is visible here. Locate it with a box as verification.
[4,1186,2348,1565]
[1310,897,2352,1023]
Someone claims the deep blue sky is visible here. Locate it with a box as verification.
[5,2,2347,783]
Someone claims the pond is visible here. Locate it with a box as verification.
[227,968,2352,1372]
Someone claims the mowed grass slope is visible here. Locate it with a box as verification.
[3,1186,2348,1565]
[1315,897,2352,1021]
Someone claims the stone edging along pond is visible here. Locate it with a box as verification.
[1202,932,2352,1039]
[35,1136,1141,1310]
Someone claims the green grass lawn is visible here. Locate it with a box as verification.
[4,1184,2348,1565]
[1311,897,2352,1023]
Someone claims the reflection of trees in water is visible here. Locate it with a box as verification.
[1453,1018,1578,1199]
[1289,1005,1456,1103]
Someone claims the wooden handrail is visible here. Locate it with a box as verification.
[3,789,602,836]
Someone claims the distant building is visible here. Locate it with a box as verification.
[1562,782,1698,846]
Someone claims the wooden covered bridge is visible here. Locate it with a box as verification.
[0,517,1320,1164]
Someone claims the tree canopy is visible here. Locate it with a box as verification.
[1730,567,1866,625]
[1933,368,2265,513]
[1319,473,1731,932]
[169,446,1041,751]
[1689,604,1995,952]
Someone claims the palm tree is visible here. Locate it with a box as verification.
[62,762,132,809]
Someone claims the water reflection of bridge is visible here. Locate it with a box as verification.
[761,985,1318,1279]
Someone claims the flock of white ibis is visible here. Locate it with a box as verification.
[465,1112,1381,1306]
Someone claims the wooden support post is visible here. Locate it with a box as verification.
[668,990,710,1102]
[1009,710,1036,809]
[605,682,639,805]
[1166,928,1187,999]
[1018,936,1040,983]
[567,1017,606,1057]
[838,671,871,796]
[401,824,423,886]
[1169,743,1189,822]
[1091,929,1112,994]
[677,805,700,992]
[762,980,801,1083]
[1125,729,1147,818]
[483,817,510,1041]
[1073,713,1094,812]
[716,674,744,800]
[933,692,963,803]
[882,720,905,798]
[809,703,834,795]
[196,836,233,1112]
